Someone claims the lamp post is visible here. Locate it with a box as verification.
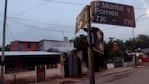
[136,11,149,21]
[133,11,149,68]
[1,0,8,82]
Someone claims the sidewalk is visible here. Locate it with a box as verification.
[32,67,135,84]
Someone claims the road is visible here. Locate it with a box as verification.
[75,67,149,84]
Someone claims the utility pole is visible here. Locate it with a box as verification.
[86,5,95,84]
[1,0,8,82]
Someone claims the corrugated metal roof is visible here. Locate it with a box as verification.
[0,51,60,56]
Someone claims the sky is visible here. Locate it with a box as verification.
[0,0,149,45]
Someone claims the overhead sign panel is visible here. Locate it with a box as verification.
[90,1,136,27]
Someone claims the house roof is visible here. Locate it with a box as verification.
[0,51,60,56]
[40,39,63,43]
[12,40,39,43]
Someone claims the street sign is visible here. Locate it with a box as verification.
[75,6,87,34]
[90,1,136,27]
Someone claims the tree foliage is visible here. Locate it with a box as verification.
[136,34,149,48]
[74,35,88,66]
[104,37,126,59]
[125,34,149,50]
[74,34,149,71]
[74,35,88,50]
[0,45,10,51]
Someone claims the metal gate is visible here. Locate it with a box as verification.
[37,65,45,82]
[64,54,81,77]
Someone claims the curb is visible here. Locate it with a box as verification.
[31,67,138,84]
[100,68,134,77]
[57,67,135,84]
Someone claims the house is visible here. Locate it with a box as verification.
[39,37,74,52]
[0,51,61,82]
[10,41,39,51]
[10,37,74,53]
[0,51,60,73]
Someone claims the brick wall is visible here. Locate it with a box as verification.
[10,41,39,51]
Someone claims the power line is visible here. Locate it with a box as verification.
[15,2,48,16]
[43,0,149,10]
[135,7,148,9]
[7,24,15,41]
[8,19,133,41]
[13,0,85,16]
[8,17,132,35]
[8,19,74,33]
[42,0,85,6]
[8,16,74,29]
[8,17,128,32]
[8,19,75,41]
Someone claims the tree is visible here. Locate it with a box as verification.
[125,38,134,51]
[74,35,88,67]
[136,34,149,48]
[104,37,114,59]
[5,45,10,51]
[74,34,105,71]
[74,35,88,50]
[104,37,126,59]
[125,34,149,50]
[0,44,10,51]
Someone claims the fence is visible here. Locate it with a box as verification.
[3,64,62,83]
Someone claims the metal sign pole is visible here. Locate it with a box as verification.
[132,29,137,68]
[86,5,95,84]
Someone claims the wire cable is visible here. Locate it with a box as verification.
[15,2,48,16]
[42,0,85,6]
[8,19,74,33]
[6,24,16,41]
[8,16,74,29]
[8,17,132,35]
[8,16,128,32]
[14,0,85,16]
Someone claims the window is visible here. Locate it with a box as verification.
[27,43,31,48]
[18,44,23,51]
[47,64,58,69]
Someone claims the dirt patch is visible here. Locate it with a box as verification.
[5,78,36,84]
[59,80,76,84]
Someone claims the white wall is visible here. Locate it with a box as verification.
[40,40,74,52]
[45,64,62,79]
[4,64,63,83]
[4,71,36,82]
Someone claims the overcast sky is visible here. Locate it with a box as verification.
[0,0,149,45]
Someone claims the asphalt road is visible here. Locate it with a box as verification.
[75,67,149,84]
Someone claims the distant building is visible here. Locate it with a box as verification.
[10,41,39,51]
[10,37,74,52]
[39,37,74,52]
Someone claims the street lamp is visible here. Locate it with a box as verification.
[136,10,149,21]
[1,0,8,83]
[133,10,149,68]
